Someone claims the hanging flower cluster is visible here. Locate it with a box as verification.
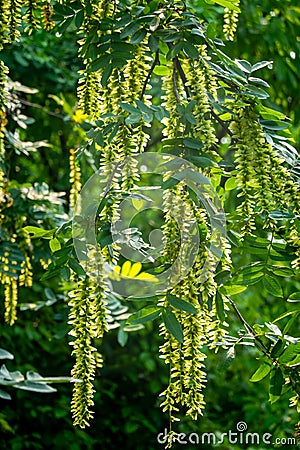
[184,53,218,158]
[69,148,82,211]
[223,2,240,41]
[0,62,35,325]
[158,54,231,427]
[1,0,300,439]
[68,0,155,426]
[68,264,108,428]
[0,0,53,46]
[41,0,54,31]
[286,221,300,270]
[230,104,300,234]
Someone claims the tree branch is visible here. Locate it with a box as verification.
[139,50,159,101]
[227,296,271,357]
[19,98,65,119]
[172,63,181,104]
[174,56,233,137]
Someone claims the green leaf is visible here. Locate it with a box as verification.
[262,275,282,297]
[182,41,199,59]
[130,28,147,44]
[269,266,294,277]
[148,34,159,52]
[279,343,300,364]
[135,100,153,114]
[166,293,197,314]
[282,314,299,334]
[117,328,128,347]
[221,285,247,296]
[123,324,144,332]
[259,106,286,120]
[245,85,269,99]
[239,262,265,275]
[235,59,252,73]
[0,365,24,382]
[270,339,286,358]
[188,156,215,168]
[183,137,203,149]
[14,381,57,393]
[119,102,139,114]
[75,9,84,28]
[231,270,264,286]
[250,362,271,382]
[88,54,110,72]
[251,60,273,72]
[209,0,240,12]
[23,226,55,239]
[68,258,86,276]
[161,176,180,190]
[288,292,300,301]
[120,21,140,39]
[248,77,270,88]
[215,291,225,322]
[206,22,216,40]
[0,389,11,400]
[153,65,170,76]
[0,349,14,360]
[125,113,142,125]
[26,372,75,383]
[126,295,163,302]
[269,367,284,403]
[101,65,113,86]
[269,210,294,220]
[128,306,162,325]
[273,310,299,323]
[49,238,61,253]
[217,346,235,370]
[162,308,184,343]
[224,177,237,191]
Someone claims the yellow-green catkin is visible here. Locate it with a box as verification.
[162,62,184,139]
[160,192,209,422]
[286,222,300,270]
[24,0,41,33]
[77,0,114,118]
[8,0,22,42]
[0,0,10,48]
[19,235,33,288]
[185,57,218,158]
[97,44,151,253]
[42,0,54,31]
[223,4,240,41]
[68,261,108,428]
[69,148,82,211]
[4,276,18,326]
[230,104,300,235]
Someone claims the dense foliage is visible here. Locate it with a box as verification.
[0,0,299,449]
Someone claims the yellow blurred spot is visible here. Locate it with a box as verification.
[110,261,158,281]
[72,109,89,124]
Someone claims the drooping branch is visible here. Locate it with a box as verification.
[139,50,159,101]
[174,56,233,137]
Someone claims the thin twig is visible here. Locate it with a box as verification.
[172,63,181,104]
[173,57,190,99]
[102,160,123,199]
[139,50,159,100]
[19,98,65,119]
[210,109,233,137]
[227,296,270,357]
[227,296,253,334]
[174,56,233,137]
